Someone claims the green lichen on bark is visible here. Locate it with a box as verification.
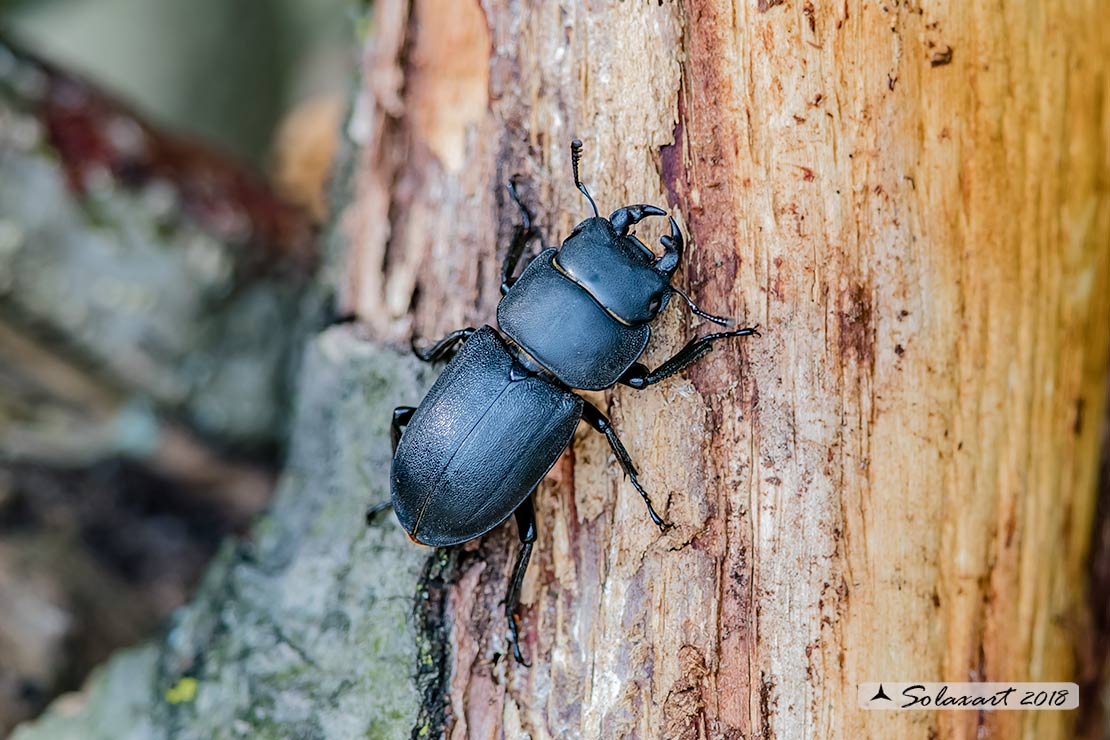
[12,329,438,740]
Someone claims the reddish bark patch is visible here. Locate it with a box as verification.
[663,8,760,740]
[1076,431,1110,739]
[930,46,954,67]
[837,284,875,366]
[659,118,685,209]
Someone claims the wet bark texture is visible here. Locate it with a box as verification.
[342,1,1110,739]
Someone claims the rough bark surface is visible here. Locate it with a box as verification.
[341,1,1110,739]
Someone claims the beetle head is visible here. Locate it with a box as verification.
[555,140,732,328]
[556,140,686,325]
[554,209,684,325]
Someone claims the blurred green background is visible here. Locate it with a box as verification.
[0,0,355,168]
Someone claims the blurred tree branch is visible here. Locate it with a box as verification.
[0,37,318,732]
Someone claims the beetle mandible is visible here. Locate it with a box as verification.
[385,140,758,665]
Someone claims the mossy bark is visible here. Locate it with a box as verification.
[12,330,438,740]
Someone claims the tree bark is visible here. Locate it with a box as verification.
[341,1,1110,739]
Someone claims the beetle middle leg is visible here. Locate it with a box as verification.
[365,500,394,524]
[506,496,537,666]
[372,405,417,523]
[617,326,761,389]
[411,327,476,363]
[500,178,540,295]
[390,406,416,453]
[581,401,672,533]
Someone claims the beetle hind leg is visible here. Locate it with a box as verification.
[365,500,393,525]
[368,402,409,522]
[506,496,537,666]
[411,327,476,363]
[581,401,672,533]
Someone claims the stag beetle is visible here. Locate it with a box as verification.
[385,141,758,664]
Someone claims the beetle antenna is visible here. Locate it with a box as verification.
[670,286,736,327]
[571,139,599,217]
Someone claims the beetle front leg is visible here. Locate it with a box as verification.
[581,401,672,533]
[505,496,537,666]
[617,326,761,389]
[500,179,540,295]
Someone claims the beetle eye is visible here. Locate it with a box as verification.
[649,297,661,313]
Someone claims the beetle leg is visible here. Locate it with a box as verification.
[581,401,672,533]
[617,326,761,389]
[411,327,476,363]
[390,406,416,453]
[368,405,408,521]
[506,496,537,666]
[365,500,393,524]
[501,179,540,295]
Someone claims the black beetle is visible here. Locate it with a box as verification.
[384,141,758,664]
